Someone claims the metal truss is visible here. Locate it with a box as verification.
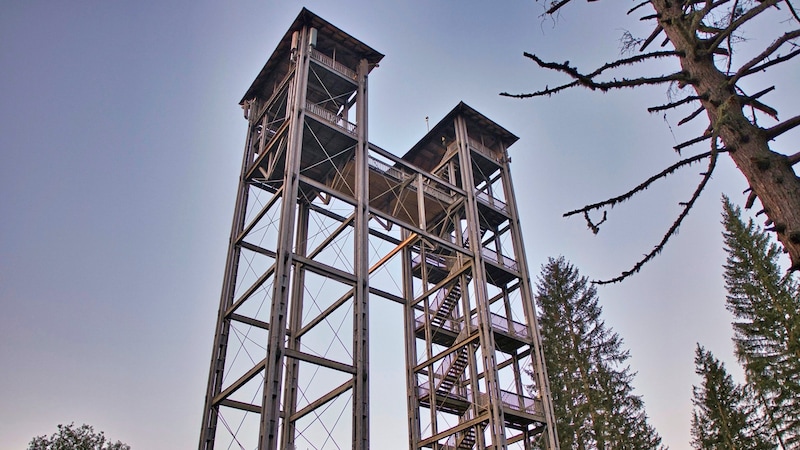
[200,8,559,450]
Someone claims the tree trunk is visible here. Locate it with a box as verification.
[653,0,800,271]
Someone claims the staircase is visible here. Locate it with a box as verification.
[443,425,477,449]
[430,279,462,329]
[435,347,469,395]
[455,427,476,449]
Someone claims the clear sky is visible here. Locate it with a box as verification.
[2,1,797,449]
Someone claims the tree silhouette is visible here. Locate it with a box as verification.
[28,423,130,450]
[504,0,800,283]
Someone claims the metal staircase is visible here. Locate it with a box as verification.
[430,279,463,330]
[434,347,469,395]
[454,427,477,449]
[442,425,478,450]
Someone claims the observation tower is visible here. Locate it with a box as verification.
[199,8,559,450]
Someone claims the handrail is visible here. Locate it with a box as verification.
[305,102,357,136]
[468,138,501,163]
[475,189,508,214]
[481,247,518,272]
[309,48,358,81]
[499,389,543,416]
[368,156,456,204]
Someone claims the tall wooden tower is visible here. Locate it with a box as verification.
[200,9,559,450]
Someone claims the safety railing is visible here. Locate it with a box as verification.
[468,138,502,163]
[305,102,357,136]
[481,247,518,272]
[368,156,456,204]
[309,48,358,81]
[499,389,543,416]
[475,189,509,214]
[488,313,528,340]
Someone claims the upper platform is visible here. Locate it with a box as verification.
[240,8,384,104]
[402,102,519,173]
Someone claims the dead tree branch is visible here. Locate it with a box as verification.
[731,30,800,84]
[595,144,720,284]
[500,51,684,98]
[674,131,713,153]
[648,95,705,113]
[564,149,726,218]
[678,106,707,126]
[707,0,781,54]
[767,113,800,139]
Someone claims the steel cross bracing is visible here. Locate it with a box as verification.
[200,8,559,450]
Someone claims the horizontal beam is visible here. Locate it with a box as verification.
[219,398,261,414]
[284,348,355,374]
[230,313,270,331]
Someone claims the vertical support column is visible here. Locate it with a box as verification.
[402,232,422,448]
[454,115,507,449]
[259,25,311,450]
[352,57,370,450]
[199,106,259,450]
[500,144,559,450]
[280,203,310,450]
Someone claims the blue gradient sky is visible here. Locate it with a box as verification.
[2,1,797,449]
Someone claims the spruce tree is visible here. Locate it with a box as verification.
[535,256,665,449]
[690,345,774,450]
[721,197,800,448]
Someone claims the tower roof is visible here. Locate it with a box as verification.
[241,8,384,104]
[402,102,519,172]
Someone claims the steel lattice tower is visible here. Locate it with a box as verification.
[200,9,559,450]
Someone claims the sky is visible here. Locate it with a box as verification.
[1,1,797,449]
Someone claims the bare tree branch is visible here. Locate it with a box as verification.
[564,149,726,218]
[501,51,685,98]
[678,106,707,125]
[640,25,665,51]
[745,98,779,120]
[546,0,573,15]
[785,0,800,23]
[766,113,800,138]
[740,48,800,78]
[674,131,713,153]
[584,210,608,234]
[628,1,652,15]
[648,95,705,113]
[707,0,782,55]
[731,29,800,84]
[595,144,720,284]
[699,0,734,19]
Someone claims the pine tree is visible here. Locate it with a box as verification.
[721,197,800,448]
[535,256,665,449]
[690,345,774,450]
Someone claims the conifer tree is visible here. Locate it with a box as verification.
[535,257,665,449]
[690,345,774,450]
[721,197,800,448]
